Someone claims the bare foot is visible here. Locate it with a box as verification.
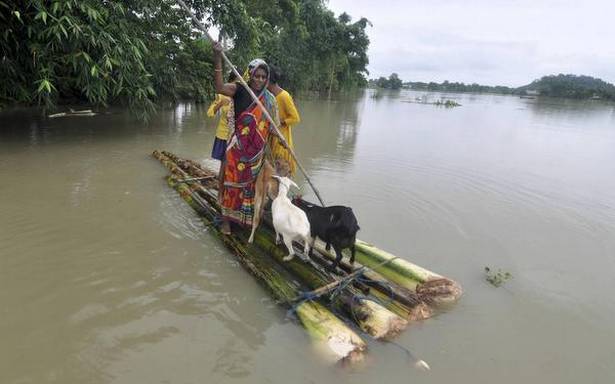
[220,220,231,235]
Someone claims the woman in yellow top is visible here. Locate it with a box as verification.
[207,71,238,161]
[267,66,301,176]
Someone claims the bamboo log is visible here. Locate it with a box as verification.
[354,240,463,305]
[153,150,366,363]
[356,240,439,283]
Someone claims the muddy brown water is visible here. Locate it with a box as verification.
[1,90,615,383]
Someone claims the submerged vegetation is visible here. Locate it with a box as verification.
[434,99,461,107]
[0,0,370,115]
[484,267,512,287]
[401,96,461,108]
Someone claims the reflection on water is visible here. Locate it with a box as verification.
[295,91,364,168]
[1,91,615,383]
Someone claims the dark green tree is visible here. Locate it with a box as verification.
[518,74,615,100]
[0,0,372,115]
[388,73,402,89]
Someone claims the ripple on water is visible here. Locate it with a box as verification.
[158,188,210,241]
[368,155,615,237]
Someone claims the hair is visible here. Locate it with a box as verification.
[269,65,282,85]
[252,64,269,78]
[227,69,239,82]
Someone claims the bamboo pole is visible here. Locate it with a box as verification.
[153,150,366,363]
[175,0,326,207]
[356,240,440,283]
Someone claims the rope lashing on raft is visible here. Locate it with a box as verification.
[351,276,397,305]
[387,340,431,371]
[288,257,400,313]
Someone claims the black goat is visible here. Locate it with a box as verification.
[292,198,360,270]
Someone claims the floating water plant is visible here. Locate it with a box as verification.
[434,99,461,107]
[484,267,512,287]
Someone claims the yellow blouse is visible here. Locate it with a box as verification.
[270,90,301,175]
[207,94,231,140]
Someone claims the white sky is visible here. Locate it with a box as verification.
[327,0,615,86]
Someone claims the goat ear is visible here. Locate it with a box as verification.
[288,179,300,190]
[271,175,281,181]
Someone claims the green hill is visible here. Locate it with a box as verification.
[518,74,615,100]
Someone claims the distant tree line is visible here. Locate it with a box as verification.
[0,0,370,116]
[404,80,515,95]
[369,73,615,101]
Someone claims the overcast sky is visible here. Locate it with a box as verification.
[327,0,615,86]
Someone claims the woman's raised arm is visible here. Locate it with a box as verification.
[213,42,237,97]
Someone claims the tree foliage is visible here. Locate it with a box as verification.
[518,74,615,100]
[0,0,371,115]
[397,80,515,94]
[254,1,371,92]
[371,73,402,89]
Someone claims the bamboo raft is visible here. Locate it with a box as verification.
[153,150,462,367]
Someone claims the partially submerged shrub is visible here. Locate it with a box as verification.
[484,267,512,287]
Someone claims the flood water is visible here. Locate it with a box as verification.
[1,90,615,384]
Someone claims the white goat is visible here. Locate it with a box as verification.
[271,176,311,261]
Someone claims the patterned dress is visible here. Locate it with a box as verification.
[220,88,278,226]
